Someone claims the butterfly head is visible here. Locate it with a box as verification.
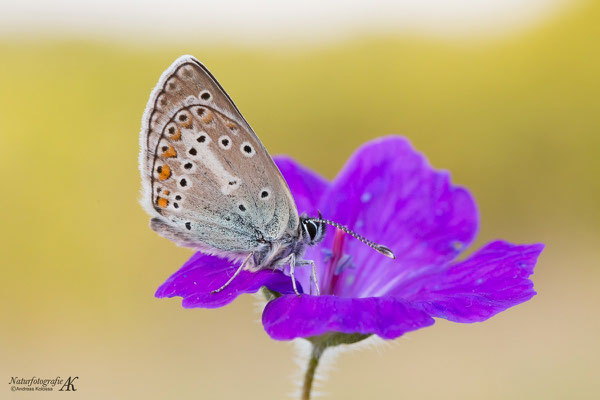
[300,213,326,246]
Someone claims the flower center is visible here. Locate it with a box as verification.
[320,228,355,295]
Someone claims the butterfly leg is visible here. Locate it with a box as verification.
[288,253,301,297]
[210,252,253,294]
[296,259,320,296]
[309,260,319,296]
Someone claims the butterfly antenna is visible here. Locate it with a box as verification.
[307,214,395,259]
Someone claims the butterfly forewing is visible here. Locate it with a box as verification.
[140,56,298,253]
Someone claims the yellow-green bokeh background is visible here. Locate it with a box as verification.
[2,2,599,399]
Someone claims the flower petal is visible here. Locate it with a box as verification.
[316,136,479,297]
[401,241,544,322]
[155,252,300,309]
[262,294,434,340]
[274,156,329,217]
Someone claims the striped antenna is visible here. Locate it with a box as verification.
[307,215,395,259]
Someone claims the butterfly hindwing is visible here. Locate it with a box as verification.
[139,56,299,254]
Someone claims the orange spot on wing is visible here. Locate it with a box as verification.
[158,165,171,181]
[201,111,214,124]
[157,197,168,208]
[226,121,237,130]
[181,120,192,129]
[171,130,181,141]
[162,145,177,158]
[163,190,170,195]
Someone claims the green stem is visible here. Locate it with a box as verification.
[301,343,325,400]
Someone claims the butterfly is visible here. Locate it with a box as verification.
[139,55,394,296]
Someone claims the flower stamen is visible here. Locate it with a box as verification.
[320,228,348,294]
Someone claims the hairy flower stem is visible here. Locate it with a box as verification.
[302,343,325,400]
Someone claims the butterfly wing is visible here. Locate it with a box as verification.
[139,55,299,254]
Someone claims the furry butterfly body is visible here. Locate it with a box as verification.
[140,56,392,294]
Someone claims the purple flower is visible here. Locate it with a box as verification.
[156,136,544,341]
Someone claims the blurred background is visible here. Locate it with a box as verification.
[1,0,599,398]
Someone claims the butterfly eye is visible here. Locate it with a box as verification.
[305,221,318,241]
